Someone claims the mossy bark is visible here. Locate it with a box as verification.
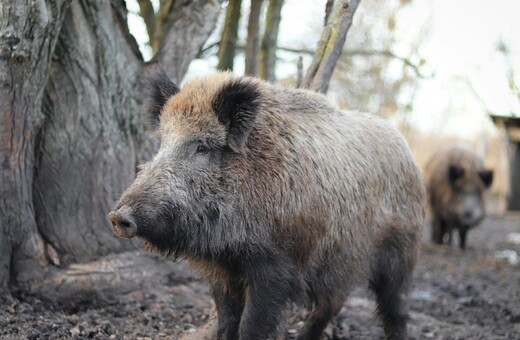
[301,0,362,94]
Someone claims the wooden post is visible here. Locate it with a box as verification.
[507,125,520,210]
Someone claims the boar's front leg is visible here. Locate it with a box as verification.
[458,226,468,250]
[211,277,246,340]
[239,257,302,339]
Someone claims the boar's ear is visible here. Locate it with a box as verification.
[144,64,180,130]
[479,169,493,188]
[212,78,261,152]
[448,165,465,185]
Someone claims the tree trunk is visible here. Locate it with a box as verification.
[301,0,361,94]
[216,0,242,71]
[138,0,156,41]
[245,0,263,76]
[259,0,284,82]
[0,0,223,297]
[33,0,145,268]
[0,0,70,294]
[154,0,224,82]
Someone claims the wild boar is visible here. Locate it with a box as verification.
[425,147,493,249]
[108,65,425,340]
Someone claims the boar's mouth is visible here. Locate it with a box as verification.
[108,207,138,238]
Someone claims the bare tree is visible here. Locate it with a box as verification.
[245,0,264,75]
[154,0,224,82]
[301,0,362,93]
[0,0,223,297]
[217,0,243,71]
[259,0,284,82]
[330,0,430,122]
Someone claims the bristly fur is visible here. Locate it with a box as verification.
[111,70,426,340]
[212,78,262,152]
[144,64,180,130]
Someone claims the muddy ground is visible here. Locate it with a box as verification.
[1,203,520,339]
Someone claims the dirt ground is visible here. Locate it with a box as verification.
[1,201,520,339]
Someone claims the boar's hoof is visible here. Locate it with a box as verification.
[108,207,137,238]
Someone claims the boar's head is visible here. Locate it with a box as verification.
[108,65,263,257]
[445,164,493,228]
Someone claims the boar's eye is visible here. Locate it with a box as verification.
[196,144,210,154]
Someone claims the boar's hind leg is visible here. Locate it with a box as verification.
[370,235,412,340]
[211,279,245,340]
[296,296,344,340]
[239,258,303,340]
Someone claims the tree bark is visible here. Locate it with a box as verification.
[259,0,284,82]
[138,0,156,42]
[154,0,224,82]
[0,0,223,296]
[216,0,242,71]
[0,0,70,294]
[244,0,263,76]
[33,0,145,268]
[324,0,334,25]
[301,0,361,94]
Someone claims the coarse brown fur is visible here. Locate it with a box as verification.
[425,147,493,249]
[109,65,426,339]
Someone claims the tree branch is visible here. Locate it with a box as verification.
[324,0,334,25]
[345,49,432,79]
[301,0,361,93]
[152,0,175,56]
[154,0,224,82]
[137,0,156,41]
[197,41,430,79]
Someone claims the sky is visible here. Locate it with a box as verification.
[126,0,520,139]
[406,0,520,138]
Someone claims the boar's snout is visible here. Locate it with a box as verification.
[109,206,137,238]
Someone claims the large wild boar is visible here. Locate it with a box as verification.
[425,148,493,249]
[108,65,425,340]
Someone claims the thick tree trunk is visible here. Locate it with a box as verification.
[258,0,283,82]
[0,0,223,296]
[154,0,224,82]
[0,0,70,294]
[301,0,361,94]
[33,0,145,267]
[216,0,242,71]
[245,0,263,75]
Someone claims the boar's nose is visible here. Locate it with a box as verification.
[108,206,137,238]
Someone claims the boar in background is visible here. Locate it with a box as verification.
[425,147,493,249]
